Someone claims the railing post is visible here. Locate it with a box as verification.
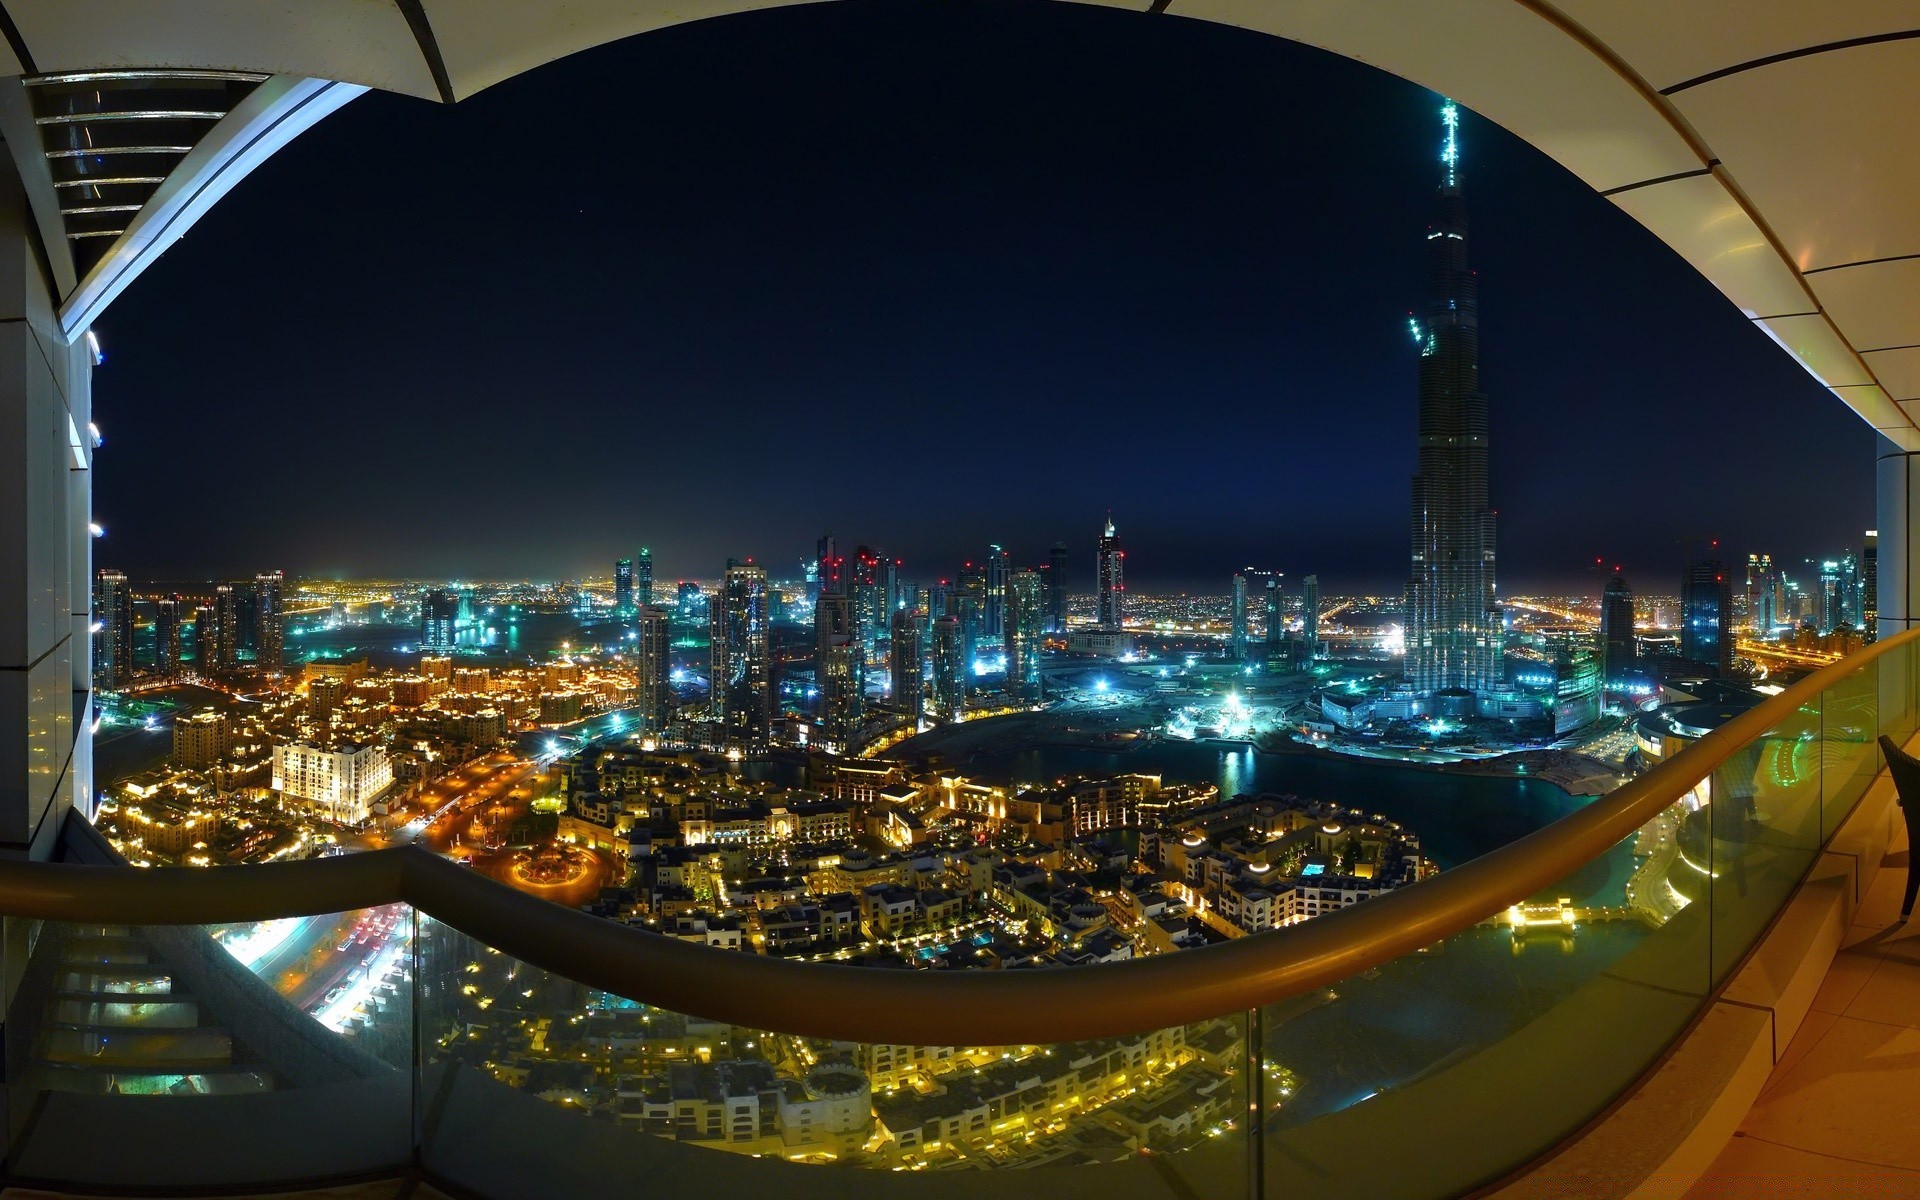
[1246,1006,1265,1200]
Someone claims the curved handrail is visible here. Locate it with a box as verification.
[5,629,1907,1046]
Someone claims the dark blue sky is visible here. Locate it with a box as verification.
[93,0,1870,595]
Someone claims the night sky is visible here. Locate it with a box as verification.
[92,0,1870,595]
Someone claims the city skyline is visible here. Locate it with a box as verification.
[90,2,1868,591]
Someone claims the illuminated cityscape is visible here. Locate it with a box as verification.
[7,2,1907,1194]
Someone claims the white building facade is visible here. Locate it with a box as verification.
[272,741,392,825]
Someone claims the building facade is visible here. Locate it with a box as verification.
[93,568,132,690]
[254,571,285,672]
[1601,568,1636,685]
[1404,102,1501,697]
[1681,559,1734,676]
[1006,570,1043,702]
[272,739,392,825]
[1096,516,1124,629]
[711,559,771,750]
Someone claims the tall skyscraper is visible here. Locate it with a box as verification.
[815,534,842,599]
[1230,573,1249,662]
[155,596,183,680]
[192,600,215,674]
[1863,530,1879,640]
[1302,575,1321,661]
[1681,558,1734,677]
[890,609,923,723]
[1601,568,1636,685]
[984,544,1010,640]
[1818,558,1846,632]
[635,606,670,731]
[815,590,864,750]
[711,559,771,750]
[422,589,459,653]
[614,558,635,615]
[1264,578,1284,668]
[852,545,885,659]
[93,568,132,690]
[206,583,240,674]
[636,546,654,608]
[957,562,986,668]
[1045,542,1068,634]
[1096,516,1124,629]
[254,571,285,672]
[1006,570,1043,702]
[1404,100,1500,696]
[931,615,964,723]
[1745,553,1777,635]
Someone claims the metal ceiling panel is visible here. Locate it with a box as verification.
[1670,38,1920,272]
[1607,172,1811,320]
[1172,0,1702,193]
[1551,0,1920,94]
[1864,347,1920,402]
[1755,314,1875,388]
[1808,258,1920,359]
[7,1,440,100]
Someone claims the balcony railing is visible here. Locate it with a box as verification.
[2,629,1913,1197]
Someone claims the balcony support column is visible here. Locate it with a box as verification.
[1876,439,1920,639]
[0,154,91,866]
[1875,439,1919,726]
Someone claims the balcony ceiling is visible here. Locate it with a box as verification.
[0,0,1914,442]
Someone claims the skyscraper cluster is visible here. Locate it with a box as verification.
[91,567,285,690]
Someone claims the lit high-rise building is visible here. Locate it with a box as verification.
[930,615,964,723]
[852,546,885,659]
[957,562,986,666]
[711,559,771,750]
[815,590,863,750]
[890,609,923,723]
[1863,531,1878,640]
[815,534,842,599]
[205,583,240,674]
[154,596,183,679]
[984,544,1010,640]
[1045,542,1068,634]
[1819,558,1847,632]
[192,600,215,674]
[421,588,459,654]
[1006,570,1043,702]
[635,606,670,731]
[1096,516,1124,629]
[1303,575,1321,661]
[1264,578,1284,668]
[637,546,654,608]
[1230,573,1249,662]
[1601,568,1636,685]
[92,568,132,690]
[1404,100,1501,696]
[254,570,285,672]
[1681,558,1734,677]
[1745,553,1776,635]
[614,558,635,615]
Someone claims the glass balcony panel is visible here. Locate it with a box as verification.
[416,915,1246,1198]
[1876,639,1917,745]
[1819,661,1880,841]
[1708,699,1824,984]
[3,906,413,1188]
[1261,796,1708,1197]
